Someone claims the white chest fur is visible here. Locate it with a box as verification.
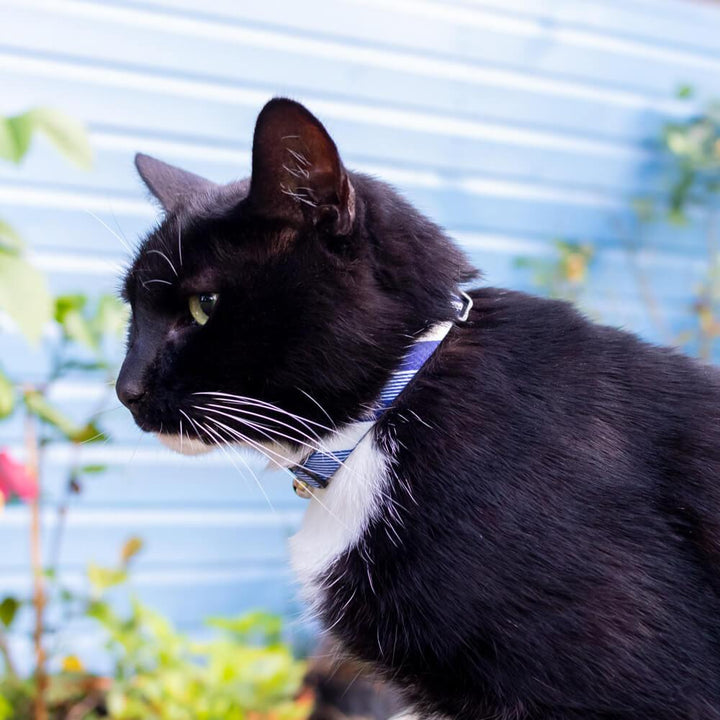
[289,421,391,602]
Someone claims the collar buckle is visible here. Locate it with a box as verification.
[457,290,473,322]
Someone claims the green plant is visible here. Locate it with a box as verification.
[519,87,720,364]
[0,108,93,346]
[514,240,595,305]
[0,290,126,720]
[0,106,121,720]
[629,86,720,360]
[93,602,309,720]
[1,542,311,720]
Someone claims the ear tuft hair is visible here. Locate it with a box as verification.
[247,98,354,235]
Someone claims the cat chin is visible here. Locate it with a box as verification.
[156,433,213,456]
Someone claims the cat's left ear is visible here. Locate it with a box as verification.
[135,154,216,214]
[247,98,355,235]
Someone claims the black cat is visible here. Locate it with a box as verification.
[118,98,720,719]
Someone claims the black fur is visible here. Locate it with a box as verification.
[119,99,720,719]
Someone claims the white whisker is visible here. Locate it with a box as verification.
[296,387,336,429]
[193,391,334,434]
[201,415,352,532]
[195,401,399,502]
[200,403,325,451]
[85,209,133,255]
[177,221,183,268]
[180,410,253,495]
[197,409,324,480]
[196,416,277,514]
[147,248,179,277]
[196,403,364,481]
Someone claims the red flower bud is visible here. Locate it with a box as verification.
[0,450,38,502]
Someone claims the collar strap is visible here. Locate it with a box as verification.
[291,292,472,496]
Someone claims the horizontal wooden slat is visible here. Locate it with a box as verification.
[84,0,720,95]
[0,1,695,144]
[469,0,720,57]
[2,506,301,570]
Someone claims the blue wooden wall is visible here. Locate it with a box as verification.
[2,0,720,669]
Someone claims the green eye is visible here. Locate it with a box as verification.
[188,293,218,326]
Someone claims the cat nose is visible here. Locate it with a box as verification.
[116,365,147,409]
[117,376,146,408]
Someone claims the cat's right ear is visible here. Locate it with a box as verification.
[246,98,355,235]
[135,154,216,213]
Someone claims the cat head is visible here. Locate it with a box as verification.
[117,98,476,456]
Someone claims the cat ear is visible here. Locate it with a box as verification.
[247,98,355,235]
[135,153,216,213]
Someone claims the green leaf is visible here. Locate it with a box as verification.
[0,112,34,163]
[80,464,107,475]
[6,115,33,161]
[0,367,14,419]
[55,294,98,350]
[54,294,86,334]
[0,597,20,629]
[88,564,127,594]
[27,107,93,170]
[676,84,694,100]
[71,422,107,444]
[207,612,283,645]
[86,599,116,626]
[0,219,24,254]
[94,294,129,341]
[64,310,98,349]
[0,120,13,163]
[24,390,81,440]
[0,251,52,344]
[0,693,11,720]
[25,389,108,443]
[54,293,86,320]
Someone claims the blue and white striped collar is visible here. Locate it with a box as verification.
[291,292,473,497]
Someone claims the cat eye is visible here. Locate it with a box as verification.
[188,293,218,326]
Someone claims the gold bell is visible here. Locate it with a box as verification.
[292,477,313,499]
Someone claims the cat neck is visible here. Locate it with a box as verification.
[289,291,472,497]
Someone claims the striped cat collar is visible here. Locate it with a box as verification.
[291,292,473,498]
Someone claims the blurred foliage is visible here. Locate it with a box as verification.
[0,108,93,169]
[514,241,594,306]
[0,108,93,345]
[0,292,126,450]
[518,86,720,361]
[0,285,128,715]
[0,106,130,719]
[94,603,309,720]
[0,542,310,720]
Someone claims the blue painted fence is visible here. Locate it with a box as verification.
[2,0,720,669]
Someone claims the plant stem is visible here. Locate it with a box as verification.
[26,411,48,720]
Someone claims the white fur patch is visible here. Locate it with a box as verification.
[159,419,392,606]
[156,432,213,456]
[289,422,390,601]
